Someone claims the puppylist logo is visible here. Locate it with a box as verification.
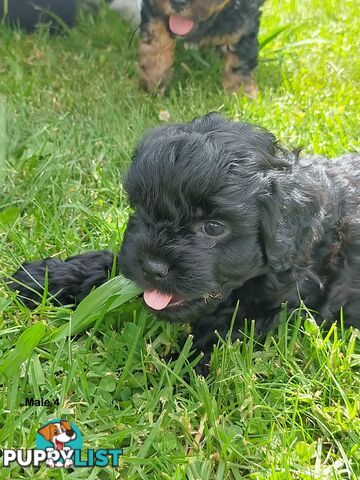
[2,419,123,469]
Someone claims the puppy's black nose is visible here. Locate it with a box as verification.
[170,0,189,12]
[142,259,169,281]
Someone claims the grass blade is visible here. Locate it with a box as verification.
[0,102,7,190]
[0,322,46,379]
[259,24,292,50]
[44,275,142,343]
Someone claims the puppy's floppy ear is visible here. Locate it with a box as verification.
[259,160,323,272]
[38,423,54,441]
[60,420,72,431]
[259,177,290,271]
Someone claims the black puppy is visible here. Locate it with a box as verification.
[10,113,360,372]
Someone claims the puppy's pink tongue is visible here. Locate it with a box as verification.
[143,290,173,310]
[169,16,194,36]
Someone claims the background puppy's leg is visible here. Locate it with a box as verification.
[223,31,259,98]
[139,18,175,94]
[9,251,117,308]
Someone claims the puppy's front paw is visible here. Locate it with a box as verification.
[139,66,172,95]
[223,72,258,99]
[241,76,259,99]
[194,359,210,377]
[192,351,211,377]
[46,459,55,468]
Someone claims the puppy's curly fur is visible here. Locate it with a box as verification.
[10,113,360,373]
[139,0,263,97]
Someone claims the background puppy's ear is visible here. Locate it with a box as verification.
[259,169,323,272]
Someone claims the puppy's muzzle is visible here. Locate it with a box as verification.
[141,258,169,282]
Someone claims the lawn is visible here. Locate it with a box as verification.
[0,0,359,478]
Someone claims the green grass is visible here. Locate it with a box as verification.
[0,0,359,478]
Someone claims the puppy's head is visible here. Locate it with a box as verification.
[119,112,309,323]
[151,0,233,36]
[38,421,76,449]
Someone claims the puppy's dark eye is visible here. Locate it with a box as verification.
[202,221,227,237]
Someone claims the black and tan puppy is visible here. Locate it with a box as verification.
[10,113,360,374]
[139,0,264,97]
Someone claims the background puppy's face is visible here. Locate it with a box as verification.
[119,113,286,323]
[152,0,232,24]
